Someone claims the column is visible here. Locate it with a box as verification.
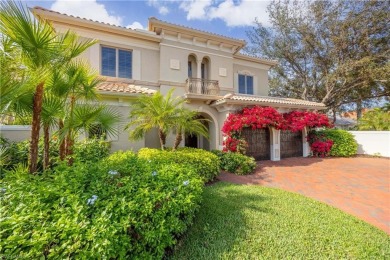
[270,127,281,161]
[196,59,202,93]
[302,127,311,157]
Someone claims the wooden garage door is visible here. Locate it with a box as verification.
[241,128,270,160]
[280,130,303,158]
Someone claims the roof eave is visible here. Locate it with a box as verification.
[148,17,246,48]
[32,7,161,43]
[211,99,327,110]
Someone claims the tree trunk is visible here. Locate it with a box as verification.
[173,130,183,151]
[356,100,363,121]
[29,82,45,174]
[65,132,74,166]
[332,108,337,124]
[43,124,50,170]
[59,119,66,161]
[158,129,166,150]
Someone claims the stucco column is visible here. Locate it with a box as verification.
[270,127,281,161]
[196,59,202,79]
[302,127,311,157]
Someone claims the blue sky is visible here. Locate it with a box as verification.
[23,0,271,42]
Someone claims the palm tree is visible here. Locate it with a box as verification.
[0,1,96,173]
[172,110,209,150]
[40,94,64,169]
[126,89,184,150]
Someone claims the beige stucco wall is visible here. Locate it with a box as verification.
[53,23,160,84]
[233,63,270,96]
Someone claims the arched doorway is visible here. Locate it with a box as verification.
[184,114,213,150]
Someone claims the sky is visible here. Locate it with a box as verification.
[21,0,271,42]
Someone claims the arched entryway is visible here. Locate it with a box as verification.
[184,112,217,151]
[241,127,271,160]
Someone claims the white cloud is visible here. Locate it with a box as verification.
[148,0,170,15]
[50,0,122,25]
[126,21,145,30]
[179,0,271,27]
[159,6,169,15]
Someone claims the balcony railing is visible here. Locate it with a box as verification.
[185,78,220,96]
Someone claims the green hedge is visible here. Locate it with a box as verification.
[0,151,203,259]
[211,150,257,175]
[138,147,220,182]
[312,129,358,157]
[0,137,110,172]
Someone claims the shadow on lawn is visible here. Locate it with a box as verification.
[168,182,273,259]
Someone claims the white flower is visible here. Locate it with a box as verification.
[108,170,118,175]
[0,188,6,193]
[87,195,98,205]
[152,171,157,177]
[183,180,190,186]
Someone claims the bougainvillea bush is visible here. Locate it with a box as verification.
[307,131,334,157]
[222,106,331,154]
[0,151,203,259]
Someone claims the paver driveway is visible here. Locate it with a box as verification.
[218,157,390,234]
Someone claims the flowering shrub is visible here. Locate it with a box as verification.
[0,151,203,259]
[221,106,331,153]
[314,129,358,157]
[307,131,333,157]
[283,111,331,131]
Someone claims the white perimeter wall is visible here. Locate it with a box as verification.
[0,125,31,142]
[349,131,390,157]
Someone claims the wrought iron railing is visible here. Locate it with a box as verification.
[185,78,220,95]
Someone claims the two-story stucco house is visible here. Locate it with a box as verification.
[32,7,326,161]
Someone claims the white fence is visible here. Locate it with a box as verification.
[0,125,31,142]
[349,131,390,157]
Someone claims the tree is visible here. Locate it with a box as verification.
[247,0,390,116]
[126,89,183,150]
[358,108,390,131]
[172,110,209,150]
[0,0,96,173]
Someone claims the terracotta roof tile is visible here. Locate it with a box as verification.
[97,82,156,95]
[215,94,326,108]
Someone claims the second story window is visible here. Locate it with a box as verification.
[101,46,132,79]
[238,74,253,95]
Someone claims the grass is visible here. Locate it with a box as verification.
[171,182,390,259]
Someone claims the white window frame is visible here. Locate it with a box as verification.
[101,45,133,79]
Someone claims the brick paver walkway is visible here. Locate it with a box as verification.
[218,157,390,234]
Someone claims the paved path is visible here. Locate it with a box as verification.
[218,157,390,234]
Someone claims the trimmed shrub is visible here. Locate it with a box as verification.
[138,147,220,182]
[211,150,257,175]
[0,138,110,172]
[0,151,203,259]
[310,129,357,157]
[73,138,110,163]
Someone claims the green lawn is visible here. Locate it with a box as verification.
[171,182,390,259]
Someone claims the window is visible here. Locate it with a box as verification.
[188,61,192,77]
[238,74,253,94]
[101,46,132,78]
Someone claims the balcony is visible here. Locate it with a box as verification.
[185,78,220,96]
